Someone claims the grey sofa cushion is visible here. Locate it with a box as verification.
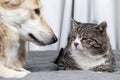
[0,50,120,80]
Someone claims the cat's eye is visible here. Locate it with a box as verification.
[73,36,76,39]
[81,38,88,41]
[34,8,40,15]
[82,38,92,43]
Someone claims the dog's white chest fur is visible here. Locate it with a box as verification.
[5,25,20,66]
[70,50,107,70]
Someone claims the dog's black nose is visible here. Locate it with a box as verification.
[52,35,58,43]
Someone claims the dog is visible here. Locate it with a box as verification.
[0,0,58,78]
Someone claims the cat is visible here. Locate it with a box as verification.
[54,19,116,72]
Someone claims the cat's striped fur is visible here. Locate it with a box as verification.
[54,19,116,72]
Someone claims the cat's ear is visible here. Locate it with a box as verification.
[97,21,107,32]
[71,19,81,28]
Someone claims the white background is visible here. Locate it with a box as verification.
[30,0,120,51]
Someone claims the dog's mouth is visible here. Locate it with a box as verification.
[28,33,58,46]
[28,33,46,46]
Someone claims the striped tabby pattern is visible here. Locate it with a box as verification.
[54,19,116,72]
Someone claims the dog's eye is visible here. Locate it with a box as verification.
[34,8,40,15]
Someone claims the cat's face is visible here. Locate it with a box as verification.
[69,19,109,55]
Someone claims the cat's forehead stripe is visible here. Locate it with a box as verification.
[78,23,97,37]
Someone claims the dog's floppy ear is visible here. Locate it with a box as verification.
[0,0,24,9]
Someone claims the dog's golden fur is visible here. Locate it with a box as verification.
[0,21,24,68]
[0,0,39,9]
[0,0,57,78]
[0,20,28,78]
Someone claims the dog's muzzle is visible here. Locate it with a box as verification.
[28,33,58,46]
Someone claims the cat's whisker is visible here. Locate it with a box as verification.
[54,20,115,72]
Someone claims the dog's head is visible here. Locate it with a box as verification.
[0,0,58,46]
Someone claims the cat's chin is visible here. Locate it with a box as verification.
[71,47,83,51]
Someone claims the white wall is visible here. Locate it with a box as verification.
[30,0,120,51]
[117,0,120,49]
[59,0,73,49]
[74,0,118,49]
[74,0,90,22]
[91,0,116,49]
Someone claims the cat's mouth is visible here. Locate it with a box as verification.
[74,47,79,50]
[72,47,83,51]
[75,48,82,51]
[74,45,83,51]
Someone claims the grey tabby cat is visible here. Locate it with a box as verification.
[54,19,116,72]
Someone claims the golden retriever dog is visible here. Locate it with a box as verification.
[0,0,57,78]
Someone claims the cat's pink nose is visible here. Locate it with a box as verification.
[74,43,79,47]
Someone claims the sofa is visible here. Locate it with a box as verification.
[0,50,120,80]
